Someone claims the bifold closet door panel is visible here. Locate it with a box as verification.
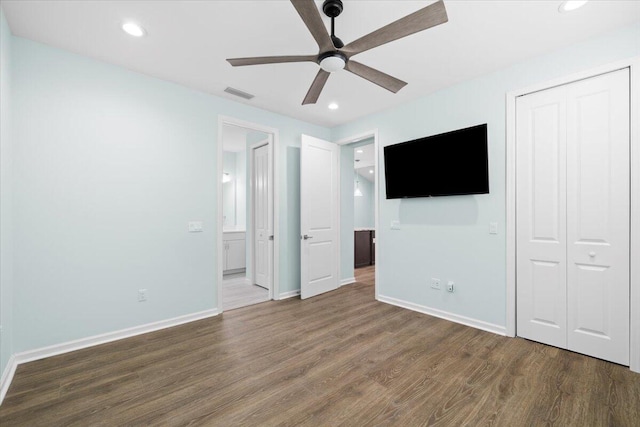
[566,69,630,365]
[516,85,568,349]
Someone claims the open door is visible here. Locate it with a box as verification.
[300,135,339,299]
[252,138,273,291]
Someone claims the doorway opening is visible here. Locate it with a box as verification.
[217,117,278,312]
[337,130,379,298]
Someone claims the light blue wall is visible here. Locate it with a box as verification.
[222,151,237,228]
[354,177,374,229]
[332,23,640,328]
[0,7,15,377]
[10,37,329,353]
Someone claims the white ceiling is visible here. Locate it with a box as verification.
[354,143,375,182]
[356,166,375,183]
[222,124,270,152]
[222,124,248,153]
[354,143,374,166]
[3,1,639,127]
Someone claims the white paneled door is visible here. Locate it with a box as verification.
[517,69,630,365]
[253,141,272,291]
[300,135,339,299]
[516,84,568,349]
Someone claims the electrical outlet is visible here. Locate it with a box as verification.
[188,221,204,232]
[138,289,148,302]
[391,220,400,230]
[430,278,441,290]
[447,281,455,292]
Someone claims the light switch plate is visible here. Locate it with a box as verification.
[391,220,400,230]
[489,222,498,235]
[188,221,204,232]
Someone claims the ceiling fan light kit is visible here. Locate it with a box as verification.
[319,51,346,72]
[226,0,448,105]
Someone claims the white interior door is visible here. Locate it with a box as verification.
[253,141,272,291]
[566,70,630,365]
[516,69,630,365]
[516,84,568,349]
[300,135,339,299]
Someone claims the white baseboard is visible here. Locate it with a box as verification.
[377,295,506,336]
[0,354,17,405]
[340,277,356,286]
[279,290,300,299]
[0,308,218,406]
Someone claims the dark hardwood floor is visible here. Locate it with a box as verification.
[1,268,639,426]
[355,264,375,286]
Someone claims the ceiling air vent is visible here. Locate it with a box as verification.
[224,87,255,100]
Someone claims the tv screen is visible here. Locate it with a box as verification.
[384,124,489,199]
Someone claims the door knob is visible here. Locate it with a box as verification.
[589,251,596,257]
[303,234,313,240]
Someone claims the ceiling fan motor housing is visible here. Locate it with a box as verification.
[322,0,343,18]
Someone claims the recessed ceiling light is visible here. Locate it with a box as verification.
[558,1,588,13]
[356,149,364,153]
[328,103,339,110]
[369,169,374,174]
[122,21,146,37]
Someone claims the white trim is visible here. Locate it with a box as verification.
[0,309,219,405]
[378,295,506,336]
[15,309,219,365]
[340,277,356,286]
[373,130,380,301]
[278,290,300,299]
[217,116,280,308]
[335,129,380,300]
[217,118,224,312]
[506,56,640,372]
[505,91,517,338]
[0,354,17,405]
[630,59,640,373]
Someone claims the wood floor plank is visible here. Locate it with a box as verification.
[2,265,639,426]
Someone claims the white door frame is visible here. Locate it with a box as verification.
[217,116,279,312]
[249,137,273,299]
[505,57,640,372]
[336,129,380,300]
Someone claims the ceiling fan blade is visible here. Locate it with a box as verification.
[342,0,448,57]
[227,55,317,67]
[290,0,335,52]
[346,61,407,93]
[302,69,330,105]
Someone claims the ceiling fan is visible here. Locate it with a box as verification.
[226,0,448,105]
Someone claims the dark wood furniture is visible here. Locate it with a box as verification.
[355,229,375,268]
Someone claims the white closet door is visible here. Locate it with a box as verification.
[566,69,630,365]
[516,85,568,349]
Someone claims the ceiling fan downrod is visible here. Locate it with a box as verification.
[323,0,344,49]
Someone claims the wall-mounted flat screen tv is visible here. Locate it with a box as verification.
[384,124,489,199]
